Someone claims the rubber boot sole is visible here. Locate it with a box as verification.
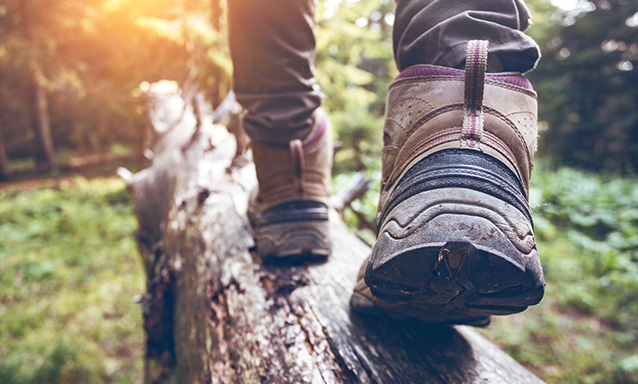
[366,188,544,324]
[248,200,331,262]
[365,150,544,324]
[255,220,331,262]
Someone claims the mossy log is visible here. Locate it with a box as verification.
[125,85,545,384]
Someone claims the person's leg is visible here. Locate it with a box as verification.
[394,0,540,72]
[228,0,321,144]
[228,0,333,260]
[352,0,544,326]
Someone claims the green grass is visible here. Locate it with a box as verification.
[0,177,145,384]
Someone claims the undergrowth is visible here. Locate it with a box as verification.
[0,177,145,384]
[495,167,638,384]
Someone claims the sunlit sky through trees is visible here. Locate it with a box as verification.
[0,0,635,174]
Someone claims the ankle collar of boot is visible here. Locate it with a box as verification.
[396,65,533,91]
[302,109,328,147]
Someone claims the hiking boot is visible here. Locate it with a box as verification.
[248,108,333,261]
[351,40,545,325]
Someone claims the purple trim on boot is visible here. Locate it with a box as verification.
[303,113,326,147]
[398,66,463,79]
[488,75,533,89]
[397,66,533,90]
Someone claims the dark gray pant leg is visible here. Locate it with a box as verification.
[393,0,540,72]
[228,0,320,144]
[229,0,539,144]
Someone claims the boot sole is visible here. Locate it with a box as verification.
[366,189,544,323]
[366,150,544,324]
[248,201,331,262]
[255,220,331,262]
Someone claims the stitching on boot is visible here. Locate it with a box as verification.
[483,106,533,179]
[389,96,436,113]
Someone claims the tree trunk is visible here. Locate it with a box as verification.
[31,72,56,171]
[20,0,56,172]
[0,120,11,181]
[126,86,545,384]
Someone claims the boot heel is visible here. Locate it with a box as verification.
[256,220,330,261]
[365,150,545,321]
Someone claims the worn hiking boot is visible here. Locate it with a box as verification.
[351,40,545,325]
[248,108,333,261]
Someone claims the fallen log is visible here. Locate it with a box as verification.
[126,85,545,384]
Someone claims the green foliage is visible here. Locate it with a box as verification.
[316,0,396,174]
[0,178,145,383]
[0,0,231,160]
[531,167,638,323]
[478,166,638,384]
[2,0,637,175]
[528,0,638,172]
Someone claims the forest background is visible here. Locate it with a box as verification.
[1,0,637,383]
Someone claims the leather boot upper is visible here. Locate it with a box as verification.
[252,108,333,212]
[379,40,538,216]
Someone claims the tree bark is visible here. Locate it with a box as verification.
[31,70,56,171]
[20,0,57,172]
[0,120,11,181]
[127,86,545,384]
